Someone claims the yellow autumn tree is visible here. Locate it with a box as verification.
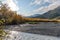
[0,2,25,24]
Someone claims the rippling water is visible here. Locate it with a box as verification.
[3,22,60,40]
[5,22,60,37]
[4,31,60,40]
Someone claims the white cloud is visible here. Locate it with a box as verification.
[44,0,49,2]
[6,0,19,11]
[19,12,33,16]
[30,0,42,5]
[14,0,18,4]
[30,0,60,6]
[32,1,60,14]
[44,0,58,3]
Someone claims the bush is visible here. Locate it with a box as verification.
[0,20,7,40]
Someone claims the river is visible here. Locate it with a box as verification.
[4,22,60,40]
[4,22,60,37]
[4,31,60,40]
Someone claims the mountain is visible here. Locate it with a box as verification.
[27,14,41,18]
[42,6,60,19]
[53,16,60,19]
[28,6,60,19]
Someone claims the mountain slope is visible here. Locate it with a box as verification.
[29,6,60,19]
[42,6,60,19]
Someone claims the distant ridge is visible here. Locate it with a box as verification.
[28,6,60,19]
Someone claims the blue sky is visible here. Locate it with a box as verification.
[1,0,60,16]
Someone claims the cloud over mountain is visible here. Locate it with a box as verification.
[32,1,60,14]
[33,0,60,14]
[1,0,60,16]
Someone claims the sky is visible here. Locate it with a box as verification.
[0,0,60,16]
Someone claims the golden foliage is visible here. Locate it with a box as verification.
[0,3,24,24]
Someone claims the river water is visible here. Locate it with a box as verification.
[4,22,60,40]
[5,22,60,37]
[4,31,60,40]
